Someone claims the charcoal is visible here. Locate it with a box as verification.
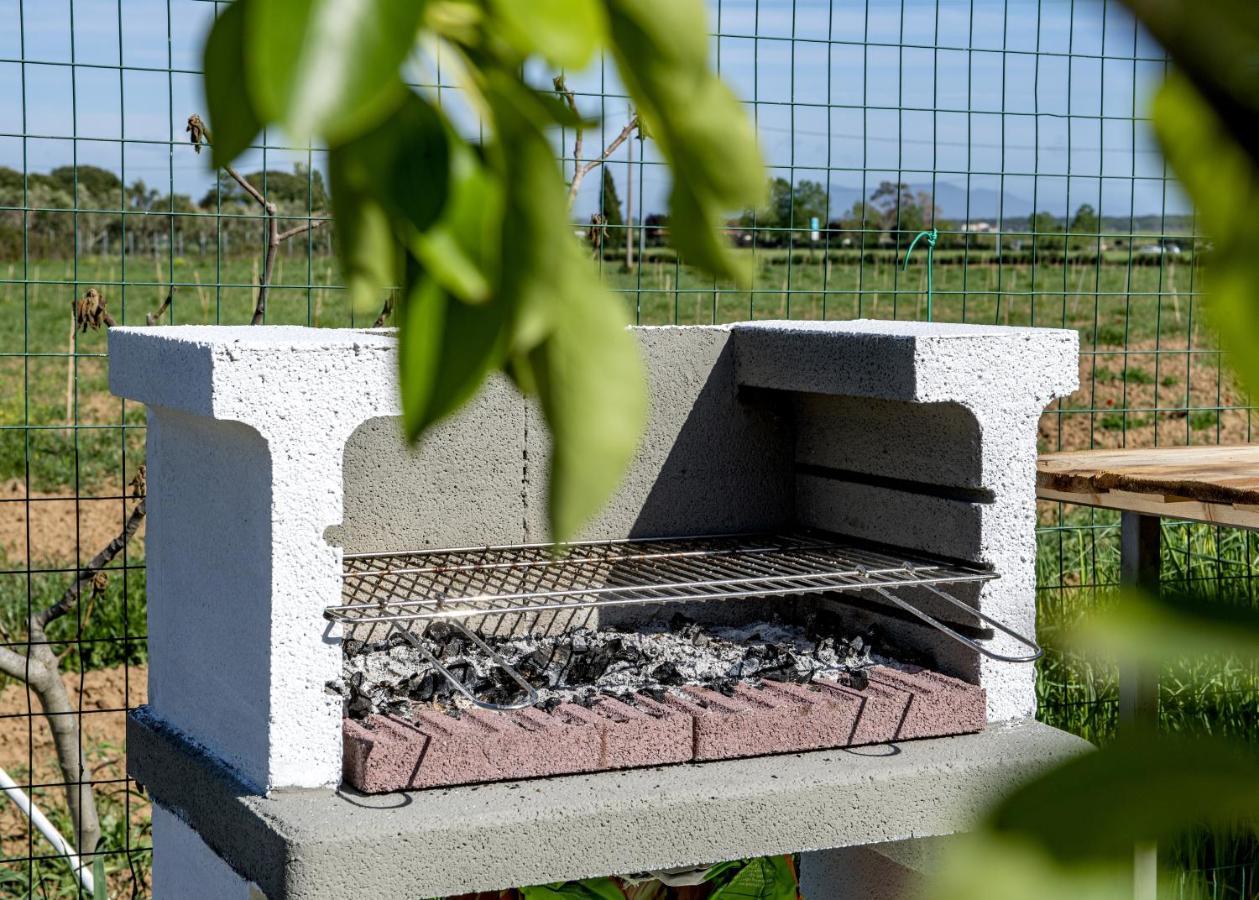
[347,695,373,720]
[343,639,364,657]
[407,671,445,702]
[650,661,685,686]
[339,614,881,716]
[566,646,616,684]
[839,668,870,691]
[426,622,453,642]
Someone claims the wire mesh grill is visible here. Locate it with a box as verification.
[332,532,997,625]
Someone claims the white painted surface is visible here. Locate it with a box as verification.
[111,327,401,790]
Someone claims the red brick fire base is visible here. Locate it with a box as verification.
[343,666,985,793]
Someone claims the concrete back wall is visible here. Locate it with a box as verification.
[331,327,794,555]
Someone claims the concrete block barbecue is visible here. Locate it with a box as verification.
[111,320,1080,898]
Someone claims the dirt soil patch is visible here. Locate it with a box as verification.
[0,664,146,775]
[0,479,145,565]
[0,665,147,867]
[1041,340,1253,453]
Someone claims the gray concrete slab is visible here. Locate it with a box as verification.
[128,707,1089,900]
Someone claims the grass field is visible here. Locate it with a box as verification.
[0,249,1256,896]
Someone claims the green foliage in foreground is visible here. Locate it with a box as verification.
[202,0,767,541]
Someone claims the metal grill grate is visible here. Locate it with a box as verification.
[329,532,1039,666]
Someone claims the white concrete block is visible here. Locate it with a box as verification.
[735,320,1079,722]
[111,327,402,791]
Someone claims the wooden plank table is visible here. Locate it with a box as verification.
[1037,445,1259,899]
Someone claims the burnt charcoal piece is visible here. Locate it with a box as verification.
[668,612,694,631]
[650,661,685,686]
[610,640,644,668]
[438,636,468,660]
[713,678,738,697]
[758,651,812,684]
[407,671,448,702]
[347,694,373,720]
[386,632,410,650]
[642,686,667,702]
[343,639,364,657]
[566,646,616,685]
[444,706,462,719]
[538,696,563,713]
[575,690,597,708]
[839,668,870,691]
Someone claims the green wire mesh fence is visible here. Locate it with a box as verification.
[0,0,1255,895]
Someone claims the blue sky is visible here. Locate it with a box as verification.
[0,0,1186,223]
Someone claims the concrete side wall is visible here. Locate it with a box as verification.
[151,804,262,899]
[736,320,1079,722]
[145,408,273,793]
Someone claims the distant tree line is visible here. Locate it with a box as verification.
[0,164,331,260]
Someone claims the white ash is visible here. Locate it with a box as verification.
[333,616,887,719]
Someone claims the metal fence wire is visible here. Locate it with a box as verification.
[0,0,1255,896]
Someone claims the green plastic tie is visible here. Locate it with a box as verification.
[902,227,939,322]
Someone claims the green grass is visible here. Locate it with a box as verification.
[0,741,150,898]
[1037,510,1259,896]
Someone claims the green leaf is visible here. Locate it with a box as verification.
[397,262,448,441]
[246,0,424,144]
[488,0,607,69]
[1151,73,1259,398]
[409,142,502,304]
[706,856,797,900]
[345,93,452,235]
[92,857,107,900]
[605,0,764,284]
[527,265,647,541]
[202,0,263,167]
[923,832,1151,900]
[1072,585,1259,666]
[989,734,1259,862]
[329,148,400,316]
[520,877,625,900]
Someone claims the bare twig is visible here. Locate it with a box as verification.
[567,115,638,209]
[187,114,324,325]
[554,75,584,205]
[145,287,175,326]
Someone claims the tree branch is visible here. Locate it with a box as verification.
[0,465,146,859]
[145,287,175,326]
[554,75,585,207]
[568,115,639,209]
[34,470,146,633]
[186,113,325,326]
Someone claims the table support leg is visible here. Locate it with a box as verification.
[1120,511,1160,899]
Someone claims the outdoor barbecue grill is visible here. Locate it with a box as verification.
[110,320,1089,899]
